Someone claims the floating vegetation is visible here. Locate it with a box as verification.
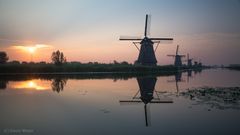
[181,87,240,110]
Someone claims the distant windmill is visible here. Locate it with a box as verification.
[183,53,193,67]
[167,45,185,67]
[120,14,173,66]
[193,59,202,67]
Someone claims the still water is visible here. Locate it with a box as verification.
[0,69,240,135]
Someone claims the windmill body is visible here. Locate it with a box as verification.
[120,14,173,66]
[175,55,183,67]
[137,37,157,65]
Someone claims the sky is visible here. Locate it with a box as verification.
[0,0,240,65]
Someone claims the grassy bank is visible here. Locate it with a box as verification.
[0,62,208,76]
[0,63,183,73]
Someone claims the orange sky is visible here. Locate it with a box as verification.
[2,32,239,65]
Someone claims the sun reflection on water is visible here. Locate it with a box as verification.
[11,80,51,91]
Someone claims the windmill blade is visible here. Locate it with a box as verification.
[176,45,179,55]
[167,55,175,57]
[145,14,151,37]
[120,100,143,103]
[144,104,151,127]
[150,38,173,44]
[119,100,173,103]
[153,40,173,44]
[150,100,173,103]
[150,38,173,40]
[144,14,148,37]
[119,36,143,41]
[119,100,142,106]
[119,100,144,106]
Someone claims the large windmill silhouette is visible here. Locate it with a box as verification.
[120,14,173,66]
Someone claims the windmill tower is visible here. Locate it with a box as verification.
[187,53,193,67]
[120,14,173,66]
[167,45,185,67]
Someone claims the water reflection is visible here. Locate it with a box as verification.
[193,68,203,75]
[168,72,184,96]
[187,69,203,82]
[0,80,8,89]
[11,80,50,90]
[51,77,68,93]
[0,69,240,135]
[120,77,173,127]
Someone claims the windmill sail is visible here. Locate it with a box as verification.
[144,14,151,37]
[119,36,142,40]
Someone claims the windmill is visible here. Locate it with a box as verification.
[167,45,185,67]
[120,14,173,66]
[120,77,173,127]
[193,59,202,67]
[183,53,193,68]
[185,53,193,67]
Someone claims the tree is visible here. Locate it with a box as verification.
[51,50,66,65]
[120,61,129,65]
[9,60,20,64]
[113,60,119,65]
[0,52,9,64]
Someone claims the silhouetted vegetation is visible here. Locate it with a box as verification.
[0,80,8,89]
[51,50,66,65]
[0,62,186,74]
[226,64,240,71]
[181,87,240,110]
[0,58,208,74]
[0,52,9,64]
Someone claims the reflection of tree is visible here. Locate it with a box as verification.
[51,78,67,93]
[0,80,8,90]
[181,87,240,110]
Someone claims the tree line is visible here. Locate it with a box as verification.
[0,50,130,65]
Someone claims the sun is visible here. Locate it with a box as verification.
[27,47,36,53]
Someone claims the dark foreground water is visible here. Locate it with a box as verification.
[0,69,240,135]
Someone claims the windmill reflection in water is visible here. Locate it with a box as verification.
[119,77,173,127]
